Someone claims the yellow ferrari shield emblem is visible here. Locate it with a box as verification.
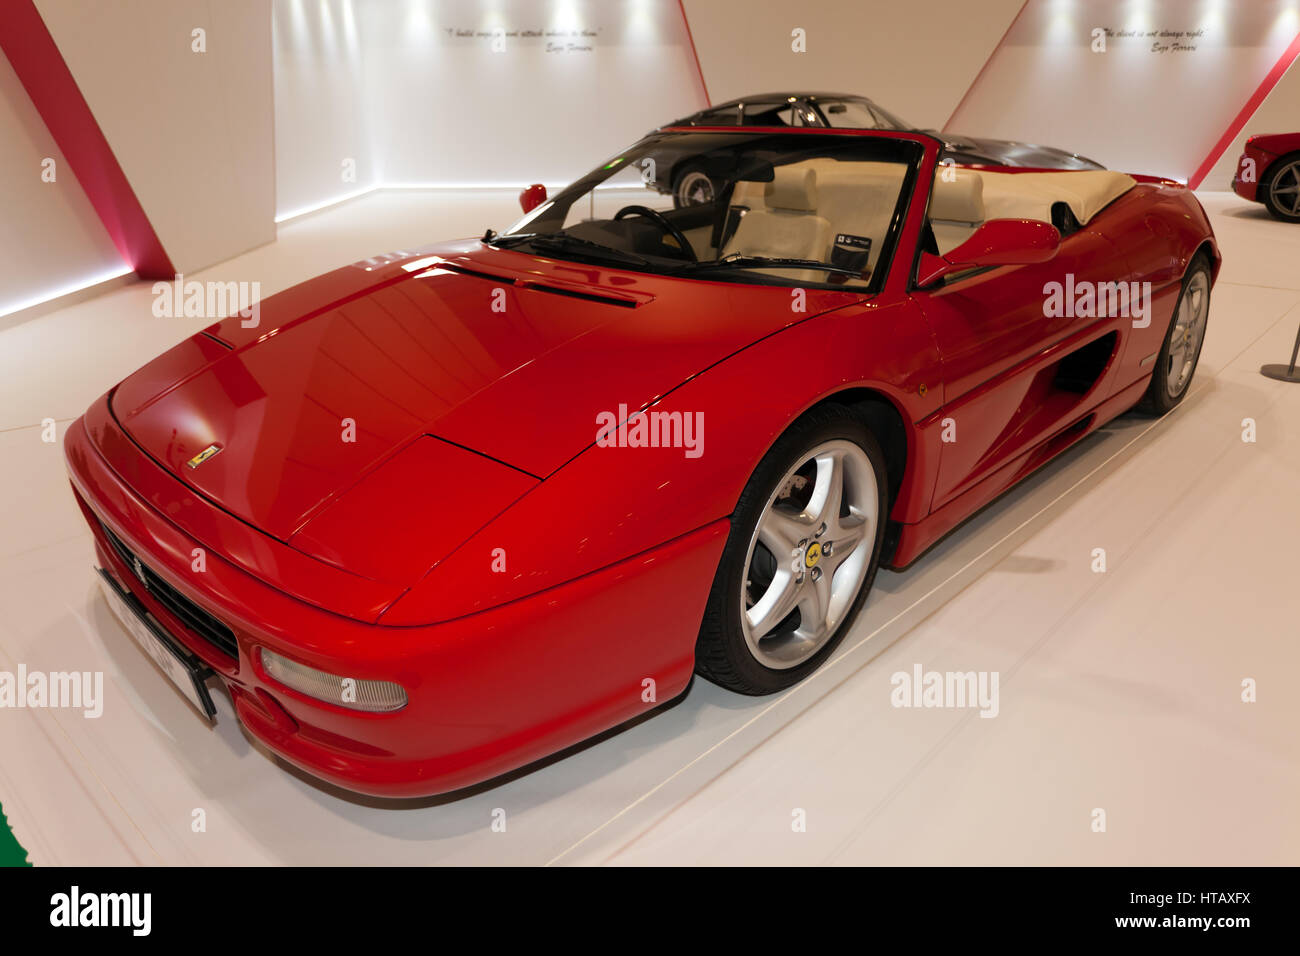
[186,443,223,469]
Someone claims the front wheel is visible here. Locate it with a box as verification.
[1136,255,1211,415]
[695,405,889,695]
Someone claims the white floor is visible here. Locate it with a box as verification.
[1,189,1297,866]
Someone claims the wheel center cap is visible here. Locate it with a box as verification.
[804,542,822,569]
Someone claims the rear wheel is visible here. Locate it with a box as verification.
[695,405,889,695]
[1136,255,1211,415]
[1262,154,1300,222]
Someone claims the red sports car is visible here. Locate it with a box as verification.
[1232,132,1300,220]
[65,127,1218,797]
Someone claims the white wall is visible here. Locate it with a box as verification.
[681,0,1025,131]
[273,0,380,219]
[0,46,126,319]
[35,0,276,274]
[948,0,1300,181]
[272,0,708,219]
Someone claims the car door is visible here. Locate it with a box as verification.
[915,225,1126,510]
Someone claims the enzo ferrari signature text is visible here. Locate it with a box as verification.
[595,404,704,458]
[890,665,999,718]
[1043,274,1152,328]
[0,666,103,718]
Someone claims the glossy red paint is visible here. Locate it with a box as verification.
[65,128,1219,796]
[1232,132,1300,203]
[949,218,1061,266]
[67,406,726,795]
[916,218,1061,287]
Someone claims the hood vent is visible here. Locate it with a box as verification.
[435,262,516,284]
[515,279,640,309]
[436,261,648,309]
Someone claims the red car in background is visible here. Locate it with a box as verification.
[1232,132,1300,220]
[65,127,1218,797]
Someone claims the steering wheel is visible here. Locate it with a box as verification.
[613,205,697,261]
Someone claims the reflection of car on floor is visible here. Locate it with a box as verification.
[1232,132,1300,221]
[66,125,1217,797]
[656,92,1105,206]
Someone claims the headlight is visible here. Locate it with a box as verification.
[258,648,408,712]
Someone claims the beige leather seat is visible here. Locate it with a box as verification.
[731,159,904,276]
[793,159,905,275]
[930,170,985,255]
[723,166,833,265]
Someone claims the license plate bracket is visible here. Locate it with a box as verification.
[96,567,217,720]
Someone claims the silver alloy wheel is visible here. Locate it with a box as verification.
[1269,160,1300,217]
[739,439,878,669]
[676,170,714,206]
[1166,269,1209,398]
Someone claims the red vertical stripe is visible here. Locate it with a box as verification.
[1188,29,1300,189]
[0,0,173,278]
[942,0,1029,132]
[677,0,711,107]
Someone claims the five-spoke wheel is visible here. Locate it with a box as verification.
[1165,268,1209,399]
[1263,156,1300,222]
[1137,253,1212,415]
[741,439,877,669]
[695,405,889,694]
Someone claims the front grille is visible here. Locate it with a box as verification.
[100,522,239,660]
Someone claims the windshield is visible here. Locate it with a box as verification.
[819,98,912,131]
[497,131,921,292]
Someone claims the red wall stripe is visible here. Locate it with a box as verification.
[942,0,1029,133]
[0,0,173,278]
[677,0,711,107]
[1188,29,1300,190]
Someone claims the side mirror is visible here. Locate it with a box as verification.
[519,183,547,214]
[917,219,1061,288]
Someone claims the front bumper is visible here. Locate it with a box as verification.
[65,394,726,797]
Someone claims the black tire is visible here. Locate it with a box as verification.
[1135,253,1212,415]
[672,165,720,208]
[1260,152,1300,222]
[694,404,890,695]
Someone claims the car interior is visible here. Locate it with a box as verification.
[558,151,912,287]
[553,145,1136,289]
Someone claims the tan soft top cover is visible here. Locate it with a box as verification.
[973,169,1137,225]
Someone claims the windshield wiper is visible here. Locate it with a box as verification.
[487,231,540,247]
[675,255,864,278]
[488,231,650,266]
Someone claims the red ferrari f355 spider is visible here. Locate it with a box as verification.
[66,127,1218,796]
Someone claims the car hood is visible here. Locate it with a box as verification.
[111,241,865,555]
